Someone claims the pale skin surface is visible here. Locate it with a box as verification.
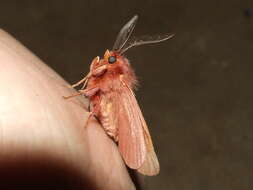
[0,30,136,190]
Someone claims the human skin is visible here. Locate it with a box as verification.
[0,30,135,190]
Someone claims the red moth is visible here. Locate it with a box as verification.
[65,15,173,176]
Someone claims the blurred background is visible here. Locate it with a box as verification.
[0,0,252,189]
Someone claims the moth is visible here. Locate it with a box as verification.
[65,15,173,176]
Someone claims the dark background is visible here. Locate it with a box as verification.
[1,0,253,189]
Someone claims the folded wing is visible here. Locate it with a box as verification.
[118,83,160,175]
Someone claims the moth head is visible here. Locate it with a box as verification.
[101,49,131,75]
[104,50,116,64]
[103,49,124,65]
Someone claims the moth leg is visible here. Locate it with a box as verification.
[84,111,94,128]
[71,72,91,88]
[63,86,99,99]
[69,56,101,89]
[89,56,100,70]
[79,87,99,97]
[63,91,83,99]
[105,128,118,142]
[91,65,107,77]
[84,104,100,128]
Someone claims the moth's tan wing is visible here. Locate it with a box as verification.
[135,97,160,176]
[99,90,146,169]
[117,89,146,169]
[118,84,160,176]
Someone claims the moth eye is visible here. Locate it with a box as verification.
[108,56,117,64]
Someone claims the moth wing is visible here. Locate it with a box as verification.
[135,99,160,176]
[99,90,146,169]
[118,85,160,175]
[117,89,146,169]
